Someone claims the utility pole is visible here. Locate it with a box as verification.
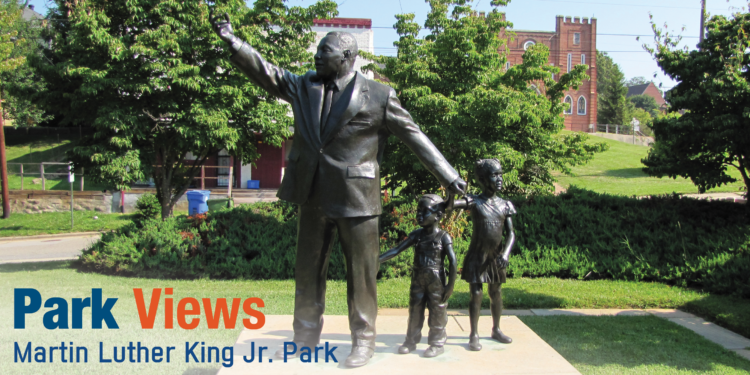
[699,0,706,45]
[0,94,9,219]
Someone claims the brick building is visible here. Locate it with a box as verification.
[627,82,666,110]
[504,16,597,132]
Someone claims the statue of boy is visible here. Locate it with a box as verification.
[451,159,516,351]
[379,194,457,358]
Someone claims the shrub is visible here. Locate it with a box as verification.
[78,187,750,297]
[134,194,161,223]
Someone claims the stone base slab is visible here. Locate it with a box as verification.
[218,315,580,375]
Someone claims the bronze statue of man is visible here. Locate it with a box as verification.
[210,13,466,367]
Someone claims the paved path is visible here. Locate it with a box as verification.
[0,234,100,263]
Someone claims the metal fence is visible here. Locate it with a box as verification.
[7,162,85,191]
[597,124,634,135]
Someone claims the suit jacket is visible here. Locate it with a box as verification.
[231,42,459,217]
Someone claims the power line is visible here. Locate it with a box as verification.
[536,0,739,11]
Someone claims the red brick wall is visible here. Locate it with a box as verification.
[504,16,597,132]
[643,83,666,107]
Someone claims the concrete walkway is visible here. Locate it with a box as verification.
[0,233,100,263]
[381,308,750,362]
[218,315,581,375]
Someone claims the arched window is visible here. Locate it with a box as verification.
[564,96,573,114]
[523,40,536,50]
[577,96,587,115]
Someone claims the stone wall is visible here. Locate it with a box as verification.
[9,191,112,214]
[7,189,231,214]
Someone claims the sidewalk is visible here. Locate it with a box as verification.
[0,233,100,263]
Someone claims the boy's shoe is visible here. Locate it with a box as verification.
[491,328,513,344]
[398,343,416,354]
[468,335,482,351]
[423,346,444,358]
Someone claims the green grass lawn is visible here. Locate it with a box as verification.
[0,212,135,237]
[4,135,109,191]
[1,261,748,374]
[521,315,750,374]
[557,135,745,196]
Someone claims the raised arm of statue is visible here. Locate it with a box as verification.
[209,11,300,103]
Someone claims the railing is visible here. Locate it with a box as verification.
[597,124,634,135]
[152,165,235,197]
[7,162,84,191]
[196,165,234,197]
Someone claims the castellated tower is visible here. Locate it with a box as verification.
[504,16,598,132]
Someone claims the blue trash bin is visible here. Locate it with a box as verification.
[186,190,211,216]
[247,180,260,189]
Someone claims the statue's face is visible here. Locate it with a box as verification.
[314,35,349,80]
[479,165,503,194]
[416,199,442,227]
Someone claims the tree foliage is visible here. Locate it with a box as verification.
[1,0,50,126]
[596,51,629,125]
[363,0,606,196]
[628,94,660,119]
[642,11,750,194]
[26,0,336,218]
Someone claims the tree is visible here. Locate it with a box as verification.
[1,0,50,127]
[596,51,629,125]
[642,11,750,195]
[0,0,26,218]
[624,76,650,87]
[628,94,660,118]
[27,0,336,218]
[363,0,606,196]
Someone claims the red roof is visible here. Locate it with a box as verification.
[313,18,372,28]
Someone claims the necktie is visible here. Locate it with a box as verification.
[320,81,335,136]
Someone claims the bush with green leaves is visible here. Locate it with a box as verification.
[79,188,750,297]
[134,194,161,223]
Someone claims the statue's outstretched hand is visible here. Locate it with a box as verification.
[209,11,234,45]
[448,178,467,197]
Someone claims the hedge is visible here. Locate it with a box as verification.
[78,187,750,297]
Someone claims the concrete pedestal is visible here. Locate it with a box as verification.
[218,315,580,375]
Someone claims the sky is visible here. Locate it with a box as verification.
[26,0,750,91]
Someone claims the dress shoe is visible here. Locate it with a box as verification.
[344,346,374,367]
[398,343,416,354]
[468,334,482,351]
[492,328,513,344]
[423,345,444,358]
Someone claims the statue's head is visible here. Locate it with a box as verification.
[416,194,446,227]
[474,159,503,194]
[314,31,358,80]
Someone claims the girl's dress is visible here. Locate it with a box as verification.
[460,194,516,284]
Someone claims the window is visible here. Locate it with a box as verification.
[574,33,581,45]
[577,96,587,115]
[581,54,586,66]
[505,61,511,71]
[217,149,230,187]
[564,96,573,114]
[523,40,536,50]
[567,54,572,72]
